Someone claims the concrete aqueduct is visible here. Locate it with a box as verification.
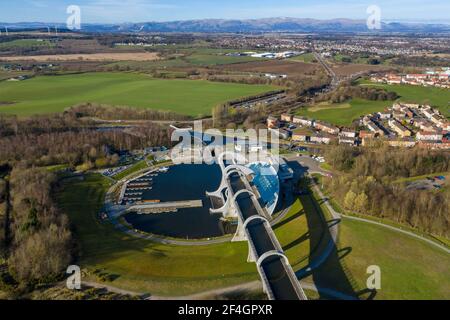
[207,152,307,300]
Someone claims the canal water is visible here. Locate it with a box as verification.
[124,164,229,239]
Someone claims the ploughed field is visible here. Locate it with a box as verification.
[0,72,278,117]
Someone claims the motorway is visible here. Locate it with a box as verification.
[313,51,338,88]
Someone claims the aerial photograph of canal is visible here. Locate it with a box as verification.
[123,164,226,239]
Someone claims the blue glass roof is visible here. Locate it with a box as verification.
[248,162,279,211]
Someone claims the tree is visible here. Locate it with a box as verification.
[8,224,71,283]
[354,192,369,213]
[344,190,357,209]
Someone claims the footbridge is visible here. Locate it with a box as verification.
[207,153,307,300]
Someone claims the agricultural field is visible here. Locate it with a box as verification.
[331,63,389,77]
[289,53,317,63]
[0,72,278,117]
[183,53,260,66]
[0,39,55,50]
[0,52,160,62]
[215,60,320,77]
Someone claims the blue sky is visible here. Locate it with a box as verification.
[1,0,449,23]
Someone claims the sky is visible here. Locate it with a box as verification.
[1,0,449,24]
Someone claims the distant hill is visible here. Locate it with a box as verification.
[1,18,450,33]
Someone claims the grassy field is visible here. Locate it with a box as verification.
[112,161,148,181]
[274,199,311,270]
[55,174,258,296]
[307,101,352,112]
[0,72,278,117]
[296,99,389,126]
[289,53,317,63]
[337,218,450,300]
[359,80,450,117]
[55,173,316,296]
[184,53,259,66]
[297,80,450,125]
[307,183,450,300]
[54,171,450,299]
[0,39,54,49]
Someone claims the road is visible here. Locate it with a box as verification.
[313,51,338,88]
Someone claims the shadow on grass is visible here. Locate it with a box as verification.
[283,231,310,251]
[293,176,376,300]
[273,208,305,230]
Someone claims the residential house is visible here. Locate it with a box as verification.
[377,111,392,120]
[359,130,375,139]
[267,116,279,129]
[292,116,314,127]
[388,119,412,137]
[281,114,292,122]
[387,137,416,148]
[366,120,385,136]
[339,137,358,146]
[269,128,290,140]
[416,131,444,141]
[314,121,340,135]
[339,129,357,138]
[310,133,334,145]
[292,128,313,142]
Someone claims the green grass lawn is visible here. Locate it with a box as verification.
[55,173,259,296]
[359,80,450,117]
[0,72,278,117]
[112,161,148,181]
[55,171,449,298]
[309,184,450,300]
[54,173,317,296]
[297,81,450,126]
[274,199,310,270]
[337,218,450,300]
[184,53,260,66]
[289,53,316,63]
[0,39,54,49]
[296,99,390,126]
